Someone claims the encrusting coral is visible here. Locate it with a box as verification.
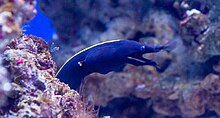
[0,0,36,109]
[3,35,98,117]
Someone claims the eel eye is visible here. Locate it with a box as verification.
[140,45,145,52]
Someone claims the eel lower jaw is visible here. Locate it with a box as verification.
[127,56,146,63]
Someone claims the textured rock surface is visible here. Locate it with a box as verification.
[0,0,36,50]
[0,0,36,109]
[3,35,98,117]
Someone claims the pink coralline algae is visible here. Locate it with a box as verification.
[0,0,36,109]
[15,58,24,64]
[2,35,98,117]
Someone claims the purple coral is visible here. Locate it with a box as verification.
[3,35,98,117]
[0,0,37,109]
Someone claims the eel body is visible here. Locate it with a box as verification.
[56,39,175,89]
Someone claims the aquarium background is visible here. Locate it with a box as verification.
[0,0,220,117]
[22,0,54,41]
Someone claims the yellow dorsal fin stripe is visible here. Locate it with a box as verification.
[55,39,121,77]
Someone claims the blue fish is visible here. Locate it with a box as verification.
[56,39,176,90]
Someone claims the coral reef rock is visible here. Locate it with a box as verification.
[0,0,36,109]
[0,0,37,50]
[3,35,97,118]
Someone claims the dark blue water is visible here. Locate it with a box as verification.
[22,0,54,42]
